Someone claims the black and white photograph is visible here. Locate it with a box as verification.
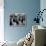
[9,13,26,26]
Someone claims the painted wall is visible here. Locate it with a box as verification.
[40,0,46,27]
[4,0,40,42]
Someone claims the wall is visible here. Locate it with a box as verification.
[40,0,46,27]
[4,0,40,42]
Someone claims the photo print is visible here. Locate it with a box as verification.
[9,13,26,26]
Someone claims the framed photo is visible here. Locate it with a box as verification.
[9,13,26,27]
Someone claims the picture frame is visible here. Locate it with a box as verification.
[9,13,27,27]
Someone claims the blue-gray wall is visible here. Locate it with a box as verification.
[4,0,40,42]
[40,0,46,27]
